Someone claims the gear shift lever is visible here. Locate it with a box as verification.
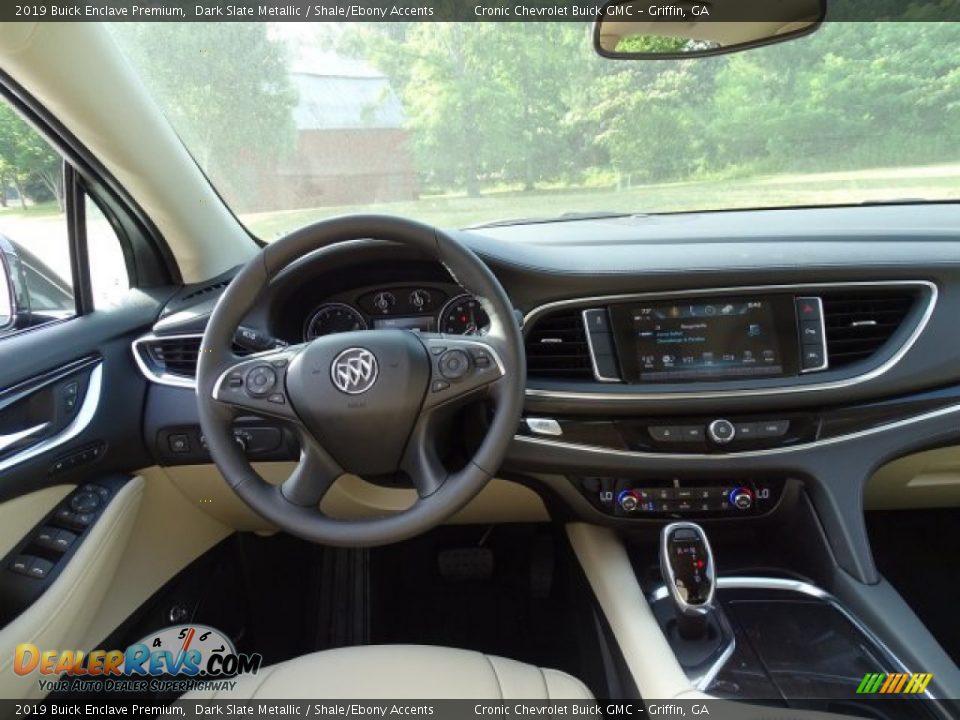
[660,521,715,640]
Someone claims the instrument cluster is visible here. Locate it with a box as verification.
[303,284,490,340]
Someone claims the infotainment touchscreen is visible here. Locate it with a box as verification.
[630,298,784,381]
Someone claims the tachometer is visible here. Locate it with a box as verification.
[438,294,490,335]
[304,303,367,340]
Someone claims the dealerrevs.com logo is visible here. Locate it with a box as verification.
[15,625,261,694]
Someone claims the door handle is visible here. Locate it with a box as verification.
[0,422,51,453]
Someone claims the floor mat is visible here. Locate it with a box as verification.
[369,525,574,669]
[85,523,613,699]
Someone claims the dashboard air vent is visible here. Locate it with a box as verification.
[143,336,249,379]
[821,292,916,368]
[525,310,593,380]
[146,336,204,378]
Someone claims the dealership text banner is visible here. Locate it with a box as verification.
[7,0,960,22]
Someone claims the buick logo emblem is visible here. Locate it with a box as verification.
[330,348,378,394]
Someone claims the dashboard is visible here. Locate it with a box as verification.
[133,204,960,580]
[110,203,960,700]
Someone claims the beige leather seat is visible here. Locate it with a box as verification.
[186,645,593,699]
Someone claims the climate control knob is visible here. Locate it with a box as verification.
[618,490,640,512]
[730,487,754,510]
[708,418,736,445]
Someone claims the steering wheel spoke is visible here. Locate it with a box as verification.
[281,427,344,507]
[419,334,505,410]
[210,345,305,422]
[400,405,456,498]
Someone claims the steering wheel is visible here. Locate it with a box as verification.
[195,215,525,547]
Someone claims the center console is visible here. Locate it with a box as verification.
[568,522,943,720]
[647,523,938,717]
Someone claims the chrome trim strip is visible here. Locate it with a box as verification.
[582,309,621,383]
[696,631,736,692]
[513,397,960,460]
[526,417,563,437]
[524,280,936,401]
[131,332,202,389]
[797,296,829,373]
[0,363,102,474]
[0,354,100,413]
[0,422,51,453]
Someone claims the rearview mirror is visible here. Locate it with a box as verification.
[594,0,825,59]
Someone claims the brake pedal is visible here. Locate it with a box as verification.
[437,547,494,582]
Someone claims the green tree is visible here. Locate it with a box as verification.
[0,103,63,210]
[341,23,596,196]
[110,23,297,210]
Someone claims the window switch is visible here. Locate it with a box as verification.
[9,555,34,575]
[28,558,54,580]
[54,529,77,551]
[35,526,61,551]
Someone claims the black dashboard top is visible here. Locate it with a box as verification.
[148,203,960,416]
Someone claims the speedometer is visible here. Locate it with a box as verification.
[304,303,367,340]
[438,294,490,335]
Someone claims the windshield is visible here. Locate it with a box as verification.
[111,22,960,239]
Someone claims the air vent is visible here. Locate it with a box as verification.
[525,310,593,379]
[822,292,916,368]
[146,336,204,378]
[141,336,249,379]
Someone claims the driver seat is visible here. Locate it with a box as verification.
[185,645,594,699]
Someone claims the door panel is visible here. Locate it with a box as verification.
[0,292,167,501]
[0,476,144,699]
[0,291,166,697]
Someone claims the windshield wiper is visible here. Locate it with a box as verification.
[464,210,635,230]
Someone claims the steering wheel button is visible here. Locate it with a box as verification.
[432,380,450,393]
[245,366,277,396]
[267,393,286,405]
[438,349,471,380]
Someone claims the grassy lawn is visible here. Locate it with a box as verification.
[241,163,960,240]
[0,200,63,218]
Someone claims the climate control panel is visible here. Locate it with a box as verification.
[576,476,782,518]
